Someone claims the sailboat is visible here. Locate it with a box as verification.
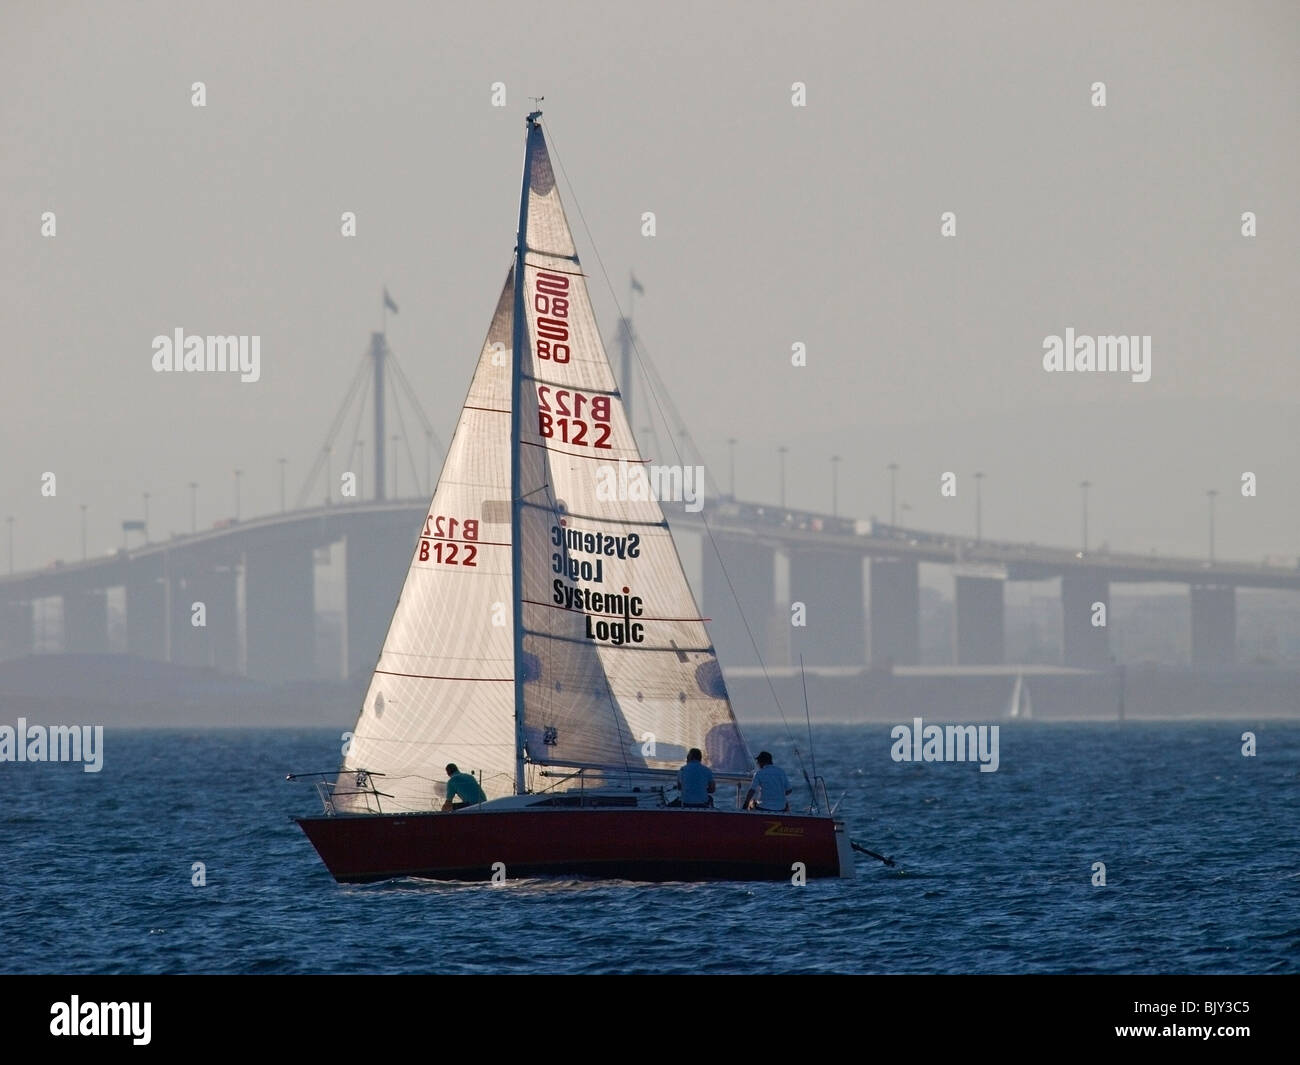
[1007,672,1032,720]
[294,111,854,882]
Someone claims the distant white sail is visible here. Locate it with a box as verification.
[514,124,751,779]
[1008,672,1032,720]
[337,272,518,812]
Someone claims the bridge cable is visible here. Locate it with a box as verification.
[387,349,444,455]
[385,359,422,498]
[296,352,371,510]
[343,363,373,498]
[386,344,445,497]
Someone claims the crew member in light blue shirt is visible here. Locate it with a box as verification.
[442,763,487,811]
[743,751,792,812]
[676,748,716,807]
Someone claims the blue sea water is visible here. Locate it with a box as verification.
[1,722,1296,974]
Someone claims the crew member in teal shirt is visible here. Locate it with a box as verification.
[442,763,487,811]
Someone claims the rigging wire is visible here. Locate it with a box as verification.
[544,119,805,774]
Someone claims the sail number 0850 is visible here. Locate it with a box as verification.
[419,515,478,567]
[534,271,571,364]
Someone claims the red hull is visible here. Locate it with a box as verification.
[296,807,850,883]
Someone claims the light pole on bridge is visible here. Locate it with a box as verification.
[1207,488,1218,563]
[1080,479,1091,553]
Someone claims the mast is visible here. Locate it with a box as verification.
[510,111,541,793]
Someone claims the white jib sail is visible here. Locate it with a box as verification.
[336,272,518,812]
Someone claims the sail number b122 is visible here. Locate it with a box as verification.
[537,386,612,449]
[418,515,479,567]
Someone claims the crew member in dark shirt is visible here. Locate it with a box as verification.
[442,763,487,811]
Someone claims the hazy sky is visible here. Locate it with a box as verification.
[2,0,1297,571]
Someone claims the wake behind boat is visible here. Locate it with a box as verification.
[293,111,854,882]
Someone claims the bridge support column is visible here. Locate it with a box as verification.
[788,549,866,666]
[1061,574,1109,667]
[207,567,239,673]
[345,529,413,679]
[953,576,1004,664]
[170,567,239,671]
[0,600,33,659]
[126,562,167,660]
[1190,584,1235,667]
[702,538,779,669]
[869,559,919,667]
[245,543,316,681]
[63,590,108,654]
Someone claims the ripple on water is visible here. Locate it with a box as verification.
[1,723,1297,973]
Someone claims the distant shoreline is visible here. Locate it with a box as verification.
[0,653,1295,728]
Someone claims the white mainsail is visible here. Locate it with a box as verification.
[336,273,518,812]
[336,115,753,812]
[513,119,751,780]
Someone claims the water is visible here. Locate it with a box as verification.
[1,723,1296,974]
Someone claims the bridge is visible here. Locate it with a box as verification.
[1,490,1294,680]
[2,309,1295,679]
